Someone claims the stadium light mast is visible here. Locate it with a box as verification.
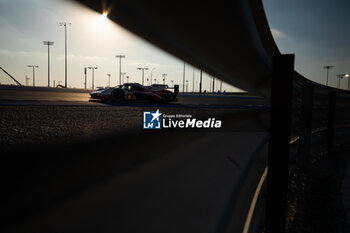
[323,65,334,86]
[115,55,125,85]
[162,73,167,84]
[27,65,39,87]
[107,74,111,87]
[43,41,54,87]
[182,62,186,92]
[344,74,350,91]
[59,22,71,88]
[137,67,148,85]
[25,75,30,86]
[84,67,87,89]
[199,70,202,93]
[336,74,344,89]
[150,68,156,85]
[121,72,126,83]
[212,76,215,92]
[192,67,195,93]
[88,67,98,89]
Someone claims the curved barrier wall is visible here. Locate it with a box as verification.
[73,0,277,97]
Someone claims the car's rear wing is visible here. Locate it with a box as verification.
[168,84,179,97]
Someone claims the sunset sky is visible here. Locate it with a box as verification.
[0,0,238,92]
[264,0,350,88]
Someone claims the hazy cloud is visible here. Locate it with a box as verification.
[270,28,286,39]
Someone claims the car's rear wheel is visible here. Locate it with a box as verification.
[163,92,173,102]
[111,89,124,102]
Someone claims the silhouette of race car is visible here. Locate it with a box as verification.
[90,83,179,103]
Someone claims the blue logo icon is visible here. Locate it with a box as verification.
[143,109,162,129]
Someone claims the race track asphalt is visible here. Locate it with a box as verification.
[0,85,268,150]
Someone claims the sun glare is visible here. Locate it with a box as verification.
[101,12,108,20]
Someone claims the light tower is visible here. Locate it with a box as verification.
[121,72,126,84]
[150,68,156,85]
[107,74,111,87]
[137,67,148,85]
[323,65,334,86]
[84,67,87,89]
[182,62,186,92]
[27,65,39,87]
[344,74,350,90]
[336,74,344,89]
[115,55,125,85]
[162,73,167,84]
[59,22,71,88]
[43,41,54,87]
[25,75,30,86]
[88,67,98,89]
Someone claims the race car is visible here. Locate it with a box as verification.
[90,83,179,103]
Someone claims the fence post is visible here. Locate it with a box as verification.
[265,54,294,233]
[298,85,314,170]
[327,91,336,151]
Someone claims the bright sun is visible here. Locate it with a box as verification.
[101,12,108,20]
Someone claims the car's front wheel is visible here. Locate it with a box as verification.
[111,89,124,102]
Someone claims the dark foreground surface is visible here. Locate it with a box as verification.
[287,144,350,233]
[0,104,268,233]
[0,85,269,232]
[0,105,255,152]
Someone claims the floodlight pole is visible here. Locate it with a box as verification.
[107,74,111,87]
[199,70,202,93]
[337,74,344,89]
[116,55,125,85]
[150,68,156,85]
[59,22,71,88]
[323,65,334,86]
[192,67,195,93]
[84,67,87,89]
[212,76,215,92]
[162,73,167,84]
[27,65,39,87]
[346,74,350,91]
[137,67,148,85]
[43,41,54,87]
[25,75,30,86]
[88,67,98,89]
[182,62,186,92]
[121,72,126,83]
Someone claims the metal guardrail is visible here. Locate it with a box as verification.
[254,60,350,233]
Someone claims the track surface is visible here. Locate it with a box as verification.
[0,85,269,233]
[0,85,268,150]
[0,85,267,108]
